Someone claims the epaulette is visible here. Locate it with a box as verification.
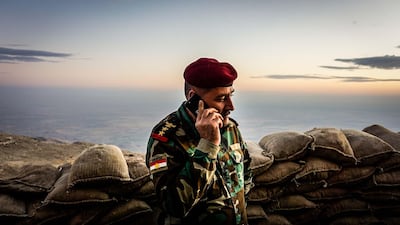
[151,112,180,143]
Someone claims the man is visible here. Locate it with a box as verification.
[146,58,253,225]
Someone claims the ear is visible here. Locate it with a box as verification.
[187,89,196,100]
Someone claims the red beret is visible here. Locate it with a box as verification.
[183,58,237,88]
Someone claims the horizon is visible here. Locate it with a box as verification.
[1,1,399,95]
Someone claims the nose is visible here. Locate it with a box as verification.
[225,96,235,111]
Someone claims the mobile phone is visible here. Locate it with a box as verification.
[185,94,208,115]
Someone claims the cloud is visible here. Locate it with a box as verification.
[252,74,400,83]
[0,47,72,63]
[335,55,400,69]
[319,65,360,70]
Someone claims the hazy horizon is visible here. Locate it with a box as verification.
[1,0,399,95]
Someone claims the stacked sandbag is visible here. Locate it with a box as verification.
[247,127,400,225]
[0,164,61,225]
[12,144,156,225]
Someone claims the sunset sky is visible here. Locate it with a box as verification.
[1,0,400,95]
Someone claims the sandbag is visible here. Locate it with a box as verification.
[247,141,274,176]
[259,131,312,161]
[43,167,116,206]
[0,193,26,217]
[68,144,131,188]
[343,129,395,166]
[294,156,341,183]
[363,124,400,150]
[305,128,357,165]
[326,166,376,187]
[95,198,154,225]
[254,161,304,185]
[248,186,284,203]
[0,164,60,193]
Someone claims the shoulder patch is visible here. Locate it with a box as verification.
[149,154,168,173]
[151,113,179,142]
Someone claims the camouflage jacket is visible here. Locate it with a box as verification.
[146,103,253,225]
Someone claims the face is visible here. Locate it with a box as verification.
[198,86,235,125]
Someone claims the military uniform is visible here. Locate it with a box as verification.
[146,103,253,225]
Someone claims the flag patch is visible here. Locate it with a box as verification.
[150,158,168,172]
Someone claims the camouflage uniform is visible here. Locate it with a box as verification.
[146,103,253,225]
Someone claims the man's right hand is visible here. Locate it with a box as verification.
[195,100,223,146]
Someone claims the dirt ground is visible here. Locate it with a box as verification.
[0,132,95,177]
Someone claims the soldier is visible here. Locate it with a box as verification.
[146,58,253,225]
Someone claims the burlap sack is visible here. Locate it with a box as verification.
[0,193,26,217]
[373,170,400,187]
[320,198,370,219]
[266,195,317,212]
[68,144,131,188]
[327,166,376,187]
[246,204,268,220]
[343,129,395,166]
[95,198,154,225]
[329,215,382,225]
[377,151,400,172]
[286,180,328,194]
[294,156,341,183]
[259,214,292,225]
[305,128,357,165]
[303,187,351,201]
[0,164,60,193]
[43,168,116,206]
[363,124,400,150]
[254,161,304,185]
[248,186,284,203]
[247,141,274,176]
[259,131,313,162]
[358,187,400,202]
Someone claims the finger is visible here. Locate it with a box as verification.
[197,100,204,119]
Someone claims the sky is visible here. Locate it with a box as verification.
[1,0,400,95]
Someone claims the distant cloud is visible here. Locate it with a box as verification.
[252,74,400,83]
[335,55,400,69]
[319,65,360,70]
[0,47,72,63]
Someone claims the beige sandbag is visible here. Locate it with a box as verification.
[305,128,357,165]
[343,129,396,166]
[0,164,60,193]
[43,168,116,206]
[259,131,312,162]
[68,144,131,188]
[363,124,400,150]
[96,198,153,225]
[0,194,26,217]
[254,161,304,185]
[124,151,151,186]
[327,166,376,187]
[294,156,341,183]
[247,141,274,176]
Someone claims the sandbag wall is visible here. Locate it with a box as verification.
[0,124,399,225]
[0,144,158,225]
[247,125,400,225]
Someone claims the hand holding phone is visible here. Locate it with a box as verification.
[185,94,223,145]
